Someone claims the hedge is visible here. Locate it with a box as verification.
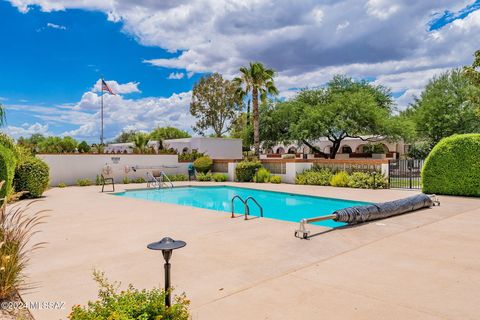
[422,134,480,196]
[235,160,262,182]
[14,157,50,198]
[0,144,16,199]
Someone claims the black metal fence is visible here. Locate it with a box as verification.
[388,159,424,189]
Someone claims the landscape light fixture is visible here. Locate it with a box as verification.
[147,237,186,307]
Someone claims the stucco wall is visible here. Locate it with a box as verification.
[164,137,242,159]
[37,154,188,186]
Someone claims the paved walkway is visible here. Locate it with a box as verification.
[18,182,480,319]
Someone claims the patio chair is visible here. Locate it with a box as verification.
[101,163,115,192]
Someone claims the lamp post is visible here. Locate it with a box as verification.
[147,237,186,307]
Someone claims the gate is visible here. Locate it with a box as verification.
[388,159,424,189]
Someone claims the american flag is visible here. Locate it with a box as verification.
[101,79,115,95]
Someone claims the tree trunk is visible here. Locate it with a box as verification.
[246,99,251,126]
[329,140,341,159]
[252,88,260,157]
[301,139,327,157]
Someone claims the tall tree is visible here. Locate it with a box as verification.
[0,103,5,127]
[113,130,137,143]
[408,69,480,147]
[150,126,191,150]
[261,75,400,159]
[234,62,278,157]
[190,73,243,137]
[464,49,480,115]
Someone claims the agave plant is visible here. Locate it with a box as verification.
[0,181,48,300]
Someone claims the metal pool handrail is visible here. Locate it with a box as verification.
[231,195,249,220]
[245,196,263,217]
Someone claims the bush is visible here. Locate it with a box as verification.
[133,177,146,183]
[330,171,350,187]
[193,156,213,174]
[254,167,270,183]
[58,182,67,188]
[296,169,333,186]
[123,176,130,184]
[196,172,212,181]
[95,175,102,186]
[69,270,190,320]
[212,173,228,182]
[77,178,92,186]
[422,134,480,196]
[407,142,431,159]
[235,160,262,182]
[270,175,282,184]
[178,151,205,162]
[347,172,387,189]
[13,158,50,198]
[167,174,188,182]
[0,145,17,200]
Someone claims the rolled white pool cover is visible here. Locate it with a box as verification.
[295,193,440,239]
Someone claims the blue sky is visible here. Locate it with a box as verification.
[1,0,479,142]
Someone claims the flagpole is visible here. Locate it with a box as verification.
[101,77,104,145]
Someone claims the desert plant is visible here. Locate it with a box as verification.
[13,157,50,198]
[330,171,350,187]
[235,160,262,182]
[0,144,17,200]
[422,134,480,196]
[122,176,130,184]
[76,178,92,187]
[254,167,270,183]
[193,156,213,174]
[0,190,47,300]
[212,173,228,182]
[69,270,190,320]
[58,182,67,188]
[269,175,281,184]
[196,172,212,181]
[295,169,333,186]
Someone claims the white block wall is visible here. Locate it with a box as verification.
[37,154,190,186]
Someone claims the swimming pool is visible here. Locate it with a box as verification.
[114,186,370,228]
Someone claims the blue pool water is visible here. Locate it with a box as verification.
[114,186,370,228]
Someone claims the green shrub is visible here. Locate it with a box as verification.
[348,172,371,188]
[95,175,102,186]
[13,157,50,198]
[212,173,228,182]
[330,171,350,187]
[58,182,67,188]
[422,134,480,196]
[178,151,205,161]
[0,145,17,200]
[167,174,188,182]
[123,176,130,184]
[269,175,282,184]
[133,177,146,183]
[193,156,213,174]
[77,178,92,186]
[296,169,333,186]
[77,141,91,153]
[235,160,262,182]
[69,270,190,320]
[254,167,270,183]
[196,172,212,181]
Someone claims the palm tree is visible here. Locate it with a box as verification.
[234,62,278,157]
[0,103,6,126]
[133,133,149,154]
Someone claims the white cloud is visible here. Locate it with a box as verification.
[3,122,50,138]
[7,0,480,110]
[167,72,185,80]
[92,79,141,94]
[46,22,67,30]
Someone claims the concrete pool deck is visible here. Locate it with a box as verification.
[19,182,480,319]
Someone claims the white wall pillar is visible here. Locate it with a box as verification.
[381,163,389,177]
[227,162,237,181]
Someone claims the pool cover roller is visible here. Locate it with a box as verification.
[295,193,440,239]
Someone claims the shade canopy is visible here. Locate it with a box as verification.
[147,237,186,251]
